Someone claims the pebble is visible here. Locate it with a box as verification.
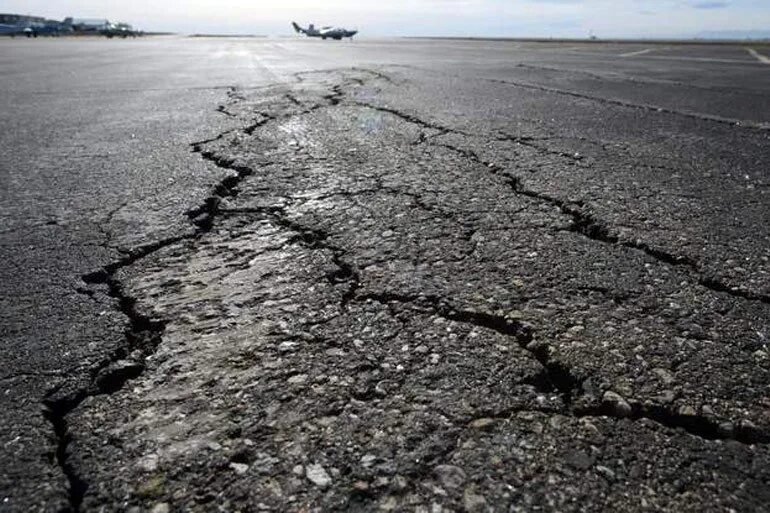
[463,489,487,513]
[566,450,595,470]
[137,454,159,472]
[652,367,675,385]
[278,341,298,352]
[718,422,735,437]
[150,504,170,513]
[567,325,585,335]
[549,414,570,429]
[230,462,249,475]
[392,475,408,491]
[361,454,377,467]
[603,391,632,417]
[287,374,308,385]
[580,419,601,437]
[596,465,616,481]
[654,390,676,404]
[379,495,398,511]
[306,463,332,488]
[434,465,466,489]
[469,418,496,430]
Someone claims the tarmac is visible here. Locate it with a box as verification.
[1,36,769,512]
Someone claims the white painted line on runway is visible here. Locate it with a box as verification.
[746,47,770,64]
[620,48,653,57]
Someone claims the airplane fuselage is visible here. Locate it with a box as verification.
[292,22,357,40]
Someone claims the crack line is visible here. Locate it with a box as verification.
[484,77,770,131]
[356,292,769,444]
[38,79,347,512]
[352,102,769,306]
[43,69,769,511]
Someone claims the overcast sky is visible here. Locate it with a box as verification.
[2,0,769,38]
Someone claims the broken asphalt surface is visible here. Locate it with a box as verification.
[53,68,770,511]
[2,40,769,512]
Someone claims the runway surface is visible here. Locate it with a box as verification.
[1,36,769,512]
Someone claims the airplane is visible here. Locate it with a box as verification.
[102,23,139,39]
[292,22,357,40]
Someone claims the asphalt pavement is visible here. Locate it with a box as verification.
[1,36,769,512]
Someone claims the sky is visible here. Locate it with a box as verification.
[2,0,769,38]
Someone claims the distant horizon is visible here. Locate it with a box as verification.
[191,32,770,41]
[2,0,769,40]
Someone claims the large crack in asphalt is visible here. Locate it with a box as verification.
[46,68,770,511]
[355,293,580,405]
[199,101,769,446]
[44,236,185,512]
[197,73,769,446]
[38,78,357,511]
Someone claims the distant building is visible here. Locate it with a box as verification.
[0,14,45,25]
[63,18,111,32]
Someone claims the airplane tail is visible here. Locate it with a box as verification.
[292,21,303,34]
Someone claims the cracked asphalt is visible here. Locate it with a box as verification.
[1,37,769,512]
